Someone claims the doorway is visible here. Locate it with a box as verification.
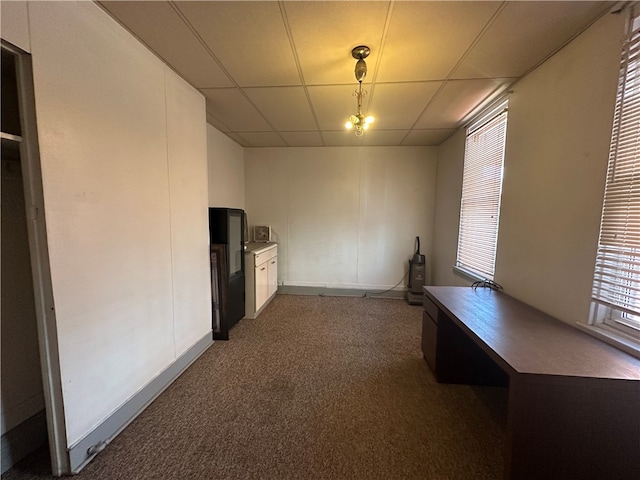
[1,42,68,475]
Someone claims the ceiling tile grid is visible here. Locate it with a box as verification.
[202,88,274,132]
[370,82,443,131]
[175,1,302,87]
[100,1,611,148]
[99,1,233,89]
[451,1,611,80]
[244,86,317,131]
[376,1,503,83]
[282,1,390,85]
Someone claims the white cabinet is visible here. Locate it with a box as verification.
[267,255,278,298]
[255,260,269,310]
[245,243,278,319]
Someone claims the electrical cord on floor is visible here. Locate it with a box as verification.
[471,279,503,291]
[363,271,410,298]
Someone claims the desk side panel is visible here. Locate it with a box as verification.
[421,312,438,372]
[506,374,640,480]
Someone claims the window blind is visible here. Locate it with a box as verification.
[456,101,508,280]
[592,11,640,335]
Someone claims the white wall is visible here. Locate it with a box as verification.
[432,13,625,324]
[245,146,438,290]
[431,130,467,287]
[165,69,211,357]
[4,1,212,451]
[207,125,245,209]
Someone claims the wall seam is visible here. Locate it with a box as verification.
[163,69,177,359]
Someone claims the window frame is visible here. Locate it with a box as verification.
[589,7,640,353]
[455,100,509,281]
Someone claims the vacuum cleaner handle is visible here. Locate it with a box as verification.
[412,236,426,266]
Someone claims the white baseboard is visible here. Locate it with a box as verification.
[277,285,407,299]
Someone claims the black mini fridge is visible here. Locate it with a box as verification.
[209,208,245,340]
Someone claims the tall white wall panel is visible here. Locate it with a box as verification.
[27,1,209,447]
[207,125,245,209]
[165,70,212,357]
[357,148,437,286]
[241,148,290,275]
[287,149,360,286]
[494,13,623,323]
[431,130,468,287]
[245,147,437,290]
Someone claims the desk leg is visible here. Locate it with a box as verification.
[505,375,640,480]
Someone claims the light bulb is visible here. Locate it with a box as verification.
[345,121,353,129]
[365,115,374,124]
[363,123,369,130]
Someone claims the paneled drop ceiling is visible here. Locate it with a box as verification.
[99,1,611,147]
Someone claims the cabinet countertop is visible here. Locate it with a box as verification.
[244,242,278,254]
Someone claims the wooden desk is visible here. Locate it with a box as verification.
[422,286,640,480]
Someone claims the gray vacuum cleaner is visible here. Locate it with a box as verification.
[406,236,426,305]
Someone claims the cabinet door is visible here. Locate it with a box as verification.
[267,256,278,298]
[255,262,269,310]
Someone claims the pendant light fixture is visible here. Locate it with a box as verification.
[345,45,374,137]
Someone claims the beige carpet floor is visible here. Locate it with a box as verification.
[3,294,507,479]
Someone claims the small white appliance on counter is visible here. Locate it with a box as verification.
[253,225,271,242]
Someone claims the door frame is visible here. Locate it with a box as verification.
[2,39,70,476]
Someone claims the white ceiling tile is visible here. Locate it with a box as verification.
[284,1,390,85]
[377,1,502,82]
[370,82,442,130]
[308,84,373,131]
[225,132,250,147]
[244,87,317,131]
[414,79,512,129]
[202,88,273,132]
[239,132,287,148]
[206,112,231,133]
[361,130,409,146]
[100,1,232,88]
[280,131,324,147]
[453,1,609,79]
[402,129,458,146]
[176,1,300,87]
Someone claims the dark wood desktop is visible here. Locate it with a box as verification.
[422,286,640,480]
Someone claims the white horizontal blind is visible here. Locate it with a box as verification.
[456,102,508,280]
[592,10,640,335]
